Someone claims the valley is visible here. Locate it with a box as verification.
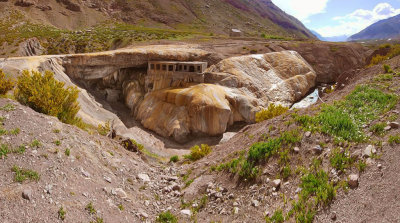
[1,0,400,223]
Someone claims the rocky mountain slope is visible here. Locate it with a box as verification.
[349,14,400,41]
[0,0,315,39]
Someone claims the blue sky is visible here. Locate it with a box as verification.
[272,0,400,37]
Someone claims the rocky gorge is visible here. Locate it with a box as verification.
[0,41,369,149]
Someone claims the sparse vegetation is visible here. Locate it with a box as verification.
[30,139,41,148]
[0,70,14,95]
[118,204,124,211]
[294,85,398,142]
[11,165,40,182]
[370,123,386,136]
[97,121,110,136]
[65,148,71,156]
[85,202,97,215]
[266,209,284,223]
[184,144,212,161]
[357,160,367,172]
[170,155,179,163]
[9,128,20,135]
[14,70,84,128]
[330,148,353,172]
[0,144,10,159]
[54,140,61,146]
[383,64,393,73]
[157,211,178,223]
[388,135,400,145]
[256,104,289,123]
[370,44,400,66]
[0,104,16,112]
[58,207,66,221]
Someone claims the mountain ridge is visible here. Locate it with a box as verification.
[349,14,400,41]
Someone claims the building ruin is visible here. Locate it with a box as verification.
[145,61,207,92]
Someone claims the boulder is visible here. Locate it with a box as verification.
[348,174,359,189]
[206,51,316,107]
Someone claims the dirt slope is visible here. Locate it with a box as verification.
[0,0,314,38]
[0,98,185,222]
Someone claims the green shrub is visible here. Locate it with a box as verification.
[0,70,14,95]
[256,104,288,123]
[97,121,110,136]
[58,207,66,221]
[11,165,40,182]
[388,135,400,145]
[330,148,353,172]
[357,160,367,172]
[184,144,211,161]
[169,155,179,163]
[369,123,386,135]
[266,209,284,223]
[383,64,393,73]
[85,202,96,215]
[0,144,10,159]
[300,169,336,207]
[281,165,292,180]
[15,70,81,126]
[374,74,393,82]
[157,211,178,223]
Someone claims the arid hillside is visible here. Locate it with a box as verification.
[0,0,315,38]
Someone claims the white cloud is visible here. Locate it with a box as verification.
[317,3,400,37]
[272,0,329,21]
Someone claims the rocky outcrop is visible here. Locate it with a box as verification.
[206,51,316,106]
[280,42,368,83]
[19,38,44,56]
[134,51,316,142]
[0,47,316,143]
[135,84,259,142]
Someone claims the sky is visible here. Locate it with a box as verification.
[272,0,400,37]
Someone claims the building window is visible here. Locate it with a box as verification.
[156,64,160,70]
[184,65,187,71]
[197,66,201,71]
[178,65,183,71]
[168,65,174,71]
[150,64,155,70]
[162,64,167,71]
[189,66,195,72]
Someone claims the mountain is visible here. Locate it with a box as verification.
[349,14,400,41]
[0,0,315,39]
[311,30,348,42]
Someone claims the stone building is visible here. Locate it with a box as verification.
[146,61,207,92]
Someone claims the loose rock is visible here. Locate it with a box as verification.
[348,174,359,189]
[22,188,32,200]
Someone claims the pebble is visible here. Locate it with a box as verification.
[384,126,392,131]
[348,174,359,189]
[22,188,32,200]
[180,209,192,216]
[138,173,150,182]
[233,207,239,214]
[305,131,312,137]
[271,179,281,188]
[251,200,260,207]
[389,122,399,129]
[104,176,112,183]
[331,212,337,221]
[311,145,323,154]
[363,145,376,158]
[294,147,300,153]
